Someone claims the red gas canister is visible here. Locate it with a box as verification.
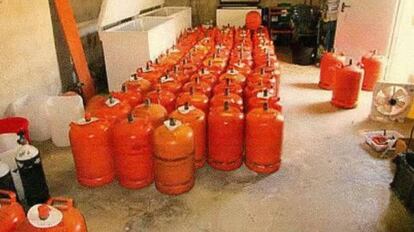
[219,69,247,87]
[247,89,282,113]
[361,50,386,91]
[210,88,244,112]
[319,51,346,90]
[208,102,244,171]
[176,88,209,115]
[153,118,195,195]
[332,60,364,109]
[0,190,25,232]
[16,198,87,232]
[146,89,176,114]
[112,85,143,108]
[123,74,152,95]
[112,114,154,189]
[182,77,213,98]
[69,114,115,187]
[246,103,284,174]
[213,78,244,97]
[155,75,183,95]
[171,103,207,169]
[86,96,131,124]
[132,99,168,129]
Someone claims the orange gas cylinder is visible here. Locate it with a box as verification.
[208,102,244,171]
[136,64,164,85]
[112,86,143,108]
[123,74,152,95]
[319,51,346,90]
[169,66,190,84]
[219,68,247,87]
[16,198,87,232]
[210,88,244,112]
[0,190,25,232]
[170,104,206,169]
[246,11,262,30]
[153,118,195,195]
[86,96,131,124]
[232,60,252,77]
[247,89,282,112]
[213,78,244,97]
[182,77,213,98]
[69,114,114,187]
[146,89,176,113]
[191,68,218,86]
[361,50,386,91]
[176,88,209,115]
[331,60,364,109]
[244,78,278,101]
[112,114,154,189]
[245,103,284,174]
[132,99,168,129]
[180,59,199,76]
[155,75,183,95]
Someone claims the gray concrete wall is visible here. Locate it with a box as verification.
[0,0,61,116]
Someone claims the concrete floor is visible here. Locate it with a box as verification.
[37,62,414,232]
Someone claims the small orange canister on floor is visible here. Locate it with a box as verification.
[331,60,364,109]
[153,118,195,195]
[245,103,284,174]
[208,101,244,171]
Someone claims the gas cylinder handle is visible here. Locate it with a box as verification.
[47,197,74,210]
[0,190,17,203]
[130,73,138,80]
[144,98,151,106]
[121,85,127,92]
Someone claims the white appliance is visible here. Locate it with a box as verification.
[216,7,261,28]
[370,82,414,122]
[98,0,192,91]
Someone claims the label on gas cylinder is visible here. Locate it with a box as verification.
[164,119,183,131]
[105,98,121,107]
[27,205,63,228]
[160,76,175,84]
[178,105,196,115]
[74,117,99,126]
[227,69,239,75]
[257,91,275,99]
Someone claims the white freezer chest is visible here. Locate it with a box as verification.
[142,7,192,39]
[99,0,192,91]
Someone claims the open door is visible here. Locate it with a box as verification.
[334,0,400,60]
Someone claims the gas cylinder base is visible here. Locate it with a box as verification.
[195,158,206,169]
[78,173,115,188]
[331,99,358,109]
[318,82,332,90]
[156,178,195,196]
[245,160,281,174]
[119,178,153,190]
[208,158,242,171]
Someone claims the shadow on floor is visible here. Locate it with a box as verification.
[379,194,414,232]
[302,101,341,115]
[290,82,323,90]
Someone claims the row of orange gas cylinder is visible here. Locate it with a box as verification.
[0,190,86,232]
[319,50,386,109]
[69,26,284,196]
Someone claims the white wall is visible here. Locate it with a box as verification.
[387,0,414,83]
[0,0,61,116]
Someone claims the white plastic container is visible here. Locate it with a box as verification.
[5,95,51,142]
[47,95,85,147]
[99,0,191,91]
